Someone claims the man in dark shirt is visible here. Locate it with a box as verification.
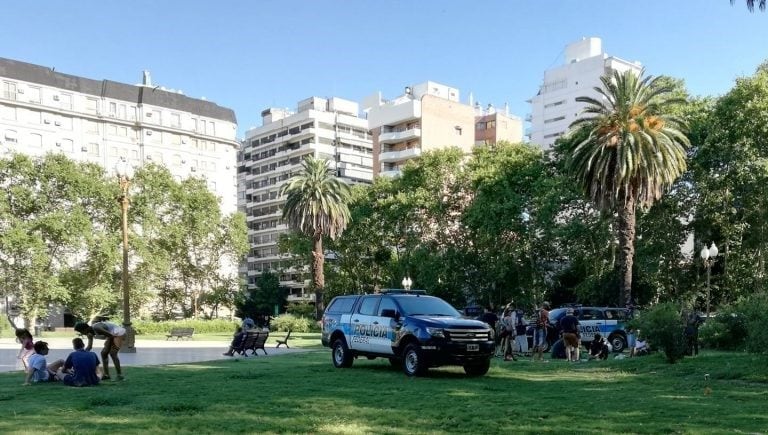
[479,306,499,335]
[57,338,100,387]
[559,308,581,362]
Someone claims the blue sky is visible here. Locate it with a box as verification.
[2,1,767,138]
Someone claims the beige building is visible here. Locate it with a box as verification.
[474,105,524,146]
[363,81,476,177]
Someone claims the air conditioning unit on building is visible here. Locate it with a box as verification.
[146,112,152,117]
[53,95,60,101]
[17,89,24,94]
[55,142,62,147]
[190,167,197,172]
[146,130,153,136]
[146,155,153,160]
[43,119,51,124]
[81,146,88,152]
[54,121,61,126]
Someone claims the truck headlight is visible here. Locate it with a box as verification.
[426,327,445,338]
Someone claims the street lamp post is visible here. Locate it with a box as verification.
[401,277,412,291]
[115,159,136,353]
[699,242,719,318]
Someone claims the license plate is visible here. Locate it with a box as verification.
[467,343,479,351]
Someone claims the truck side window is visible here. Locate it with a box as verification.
[358,296,379,316]
[378,297,398,316]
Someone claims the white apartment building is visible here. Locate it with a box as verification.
[0,57,239,213]
[363,81,476,177]
[528,37,642,149]
[238,97,373,299]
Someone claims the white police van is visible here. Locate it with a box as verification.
[549,306,632,352]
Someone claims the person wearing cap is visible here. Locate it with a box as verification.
[22,341,65,385]
[560,307,581,362]
[74,321,125,381]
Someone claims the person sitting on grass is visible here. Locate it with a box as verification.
[74,321,125,381]
[634,334,650,356]
[23,341,64,385]
[57,337,101,387]
[588,333,610,360]
[223,327,247,356]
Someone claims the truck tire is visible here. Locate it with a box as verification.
[402,343,428,376]
[332,338,353,368]
[609,334,627,353]
[463,358,491,376]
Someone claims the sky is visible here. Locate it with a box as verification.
[2,1,767,139]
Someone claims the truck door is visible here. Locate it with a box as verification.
[368,296,398,355]
[350,296,380,352]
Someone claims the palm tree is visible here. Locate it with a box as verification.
[731,0,766,11]
[279,156,352,319]
[566,69,690,306]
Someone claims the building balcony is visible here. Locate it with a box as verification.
[379,147,421,164]
[379,169,402,178]
[379,127,421,145]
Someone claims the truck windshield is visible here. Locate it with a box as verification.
[395,296,461,317]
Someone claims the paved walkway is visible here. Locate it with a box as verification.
[0,337,310,373]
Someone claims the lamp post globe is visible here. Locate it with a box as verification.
[701,242,718,319]
[115,159,136,353]
[402,277,412,291]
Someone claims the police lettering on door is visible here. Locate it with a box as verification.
[353,323,389,339]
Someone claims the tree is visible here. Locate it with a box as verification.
[730,0,766,11]
[279,156,351,319]
[565,69,690,306]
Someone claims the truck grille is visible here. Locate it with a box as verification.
[444,328,490,342]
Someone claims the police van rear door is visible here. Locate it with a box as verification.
[578,308,605,341]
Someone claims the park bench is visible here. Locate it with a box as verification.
[166,327,195,340]
[236,330,269,356]
[275,330,292,348]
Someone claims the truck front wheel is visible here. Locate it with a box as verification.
[402,343,427,376]
[463,358,491,376]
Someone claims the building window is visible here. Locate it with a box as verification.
[60,139,73,152]
[88,143,100,156]
[28,133,43,147]
[2,81,17,100]
[544,116,566,124]
[85,98,99,113]
[0,105,16,121]
[487,120,496,129]
[171,113,181,128]
[84,120,99,134]
[4,130,18,143]
[109,102,117,116]
[59,94,72,110]
[26,87,41,104]
[208,121,215,136]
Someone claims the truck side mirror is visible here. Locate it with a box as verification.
[381,309,399,320]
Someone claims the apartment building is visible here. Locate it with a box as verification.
[528,37,642,149]
[0,57,239,213]
[363,81,476,177]
[238,97,373,299]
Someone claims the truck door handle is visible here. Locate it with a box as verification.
[353,319,359,322]
[373,321,379,325]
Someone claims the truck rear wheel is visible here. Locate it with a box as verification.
[463,358,491,376]
[402,343,427,376]
[332,338,353,368]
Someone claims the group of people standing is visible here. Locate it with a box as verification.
[16,320,127,387]
[481,301,551,362]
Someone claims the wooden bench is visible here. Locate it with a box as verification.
[236,331,269,356]
[275,330,292,348]
[166,327,195,340]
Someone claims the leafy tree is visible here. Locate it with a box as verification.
[565,69,690,306]
[280,156,352,319]
[730,0,766,11]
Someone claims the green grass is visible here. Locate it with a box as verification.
[1,350,766,434]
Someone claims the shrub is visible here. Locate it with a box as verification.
[132,319,238,335]
[633,302,686,363]
[699,310,747,350]
[270,314,313,333]
[285,302,315,319]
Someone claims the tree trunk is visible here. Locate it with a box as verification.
[312,235,325,320]
[617,193,637,307]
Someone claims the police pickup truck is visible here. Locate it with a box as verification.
[321,290,494,376]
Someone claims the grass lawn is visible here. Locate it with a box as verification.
[0,349,766,434]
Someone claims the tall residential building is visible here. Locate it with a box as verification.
[363,81,476,177]
[0,57,239,213]
[238,97,373,299]
[528,37,642,149]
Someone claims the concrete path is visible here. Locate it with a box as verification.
[0,337,312,373]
